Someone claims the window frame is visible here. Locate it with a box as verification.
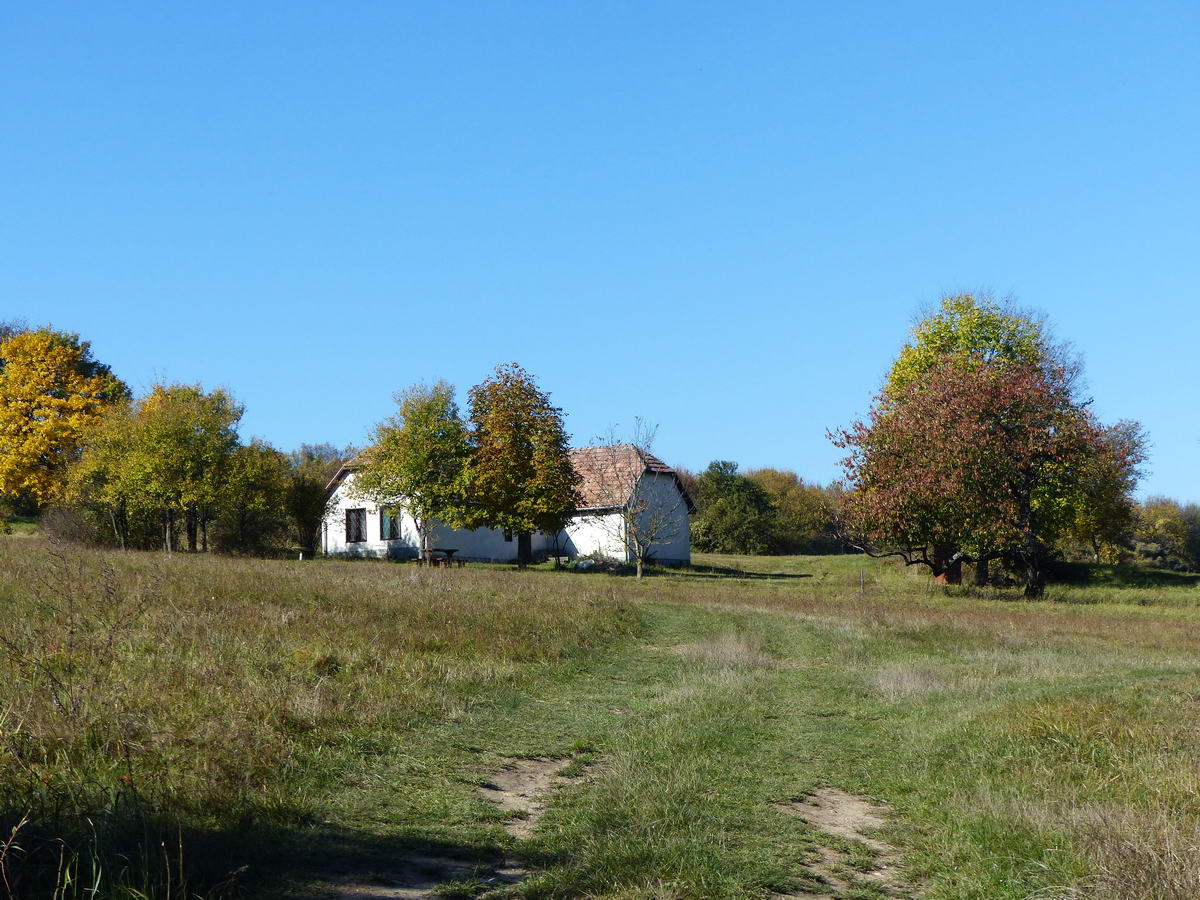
[346,508,367,543]
[380,507,401,541]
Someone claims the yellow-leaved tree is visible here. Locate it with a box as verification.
[0,327,128,506]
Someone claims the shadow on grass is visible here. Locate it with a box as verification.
[668,564,813,581]
[1050,561,1200,589]
[268,825,529,899]
[1,809,537,900]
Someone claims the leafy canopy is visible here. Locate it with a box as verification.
[691,461,777,556]
[745,468,842,554]
[834,356,1125,593]
[465,363,579,537]
[885,294,1051,398]
[354,381,471,542]
[69,384,242,549]
[0,327,128,504]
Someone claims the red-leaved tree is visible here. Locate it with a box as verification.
[831,356,1124,596]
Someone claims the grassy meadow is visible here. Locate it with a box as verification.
[2,540,1199,899]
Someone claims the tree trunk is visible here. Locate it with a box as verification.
[932,546,962,584]
[186,507,198,553]
[417,519,431,562]
[164,509,173,554]
[517,532,532,569]
[974,556,990,587]
[110,509,125,552]
[1023,562,1045,598]
[201,516,208,553]
[636,557,644,579]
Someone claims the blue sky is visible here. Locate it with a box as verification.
[3,2,1197,500]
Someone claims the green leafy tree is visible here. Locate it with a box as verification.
[66,402,142,549]
[465,364,580,566]
[354,381,471,556]
[1068,421,1147,562]
[0,327,128,507]
[885,293,1059,398]
[1136,497,1200,571]
[691,461,777,555]
[214,440,289,554]
[70,384,242,552]
[746,468,842,554]
[137,385,242,552]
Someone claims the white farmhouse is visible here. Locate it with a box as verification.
[322,445,693,565]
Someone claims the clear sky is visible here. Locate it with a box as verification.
[3,2,1197,500]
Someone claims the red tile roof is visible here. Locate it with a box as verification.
[569,445,693,512]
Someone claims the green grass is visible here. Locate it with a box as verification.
[2,514,36,535]
[3,542,1200,898]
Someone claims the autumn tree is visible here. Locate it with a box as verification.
[285,443,353,556]
[874,294,1086,584]
[0,327,128,507]
[465,364,580,567]
[354,381,471,557]
[833,356,1135,596]
[0,319,26,345]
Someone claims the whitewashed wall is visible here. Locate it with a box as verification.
[564,473,691,565]
[563,511,629,560]
[634,472,691,564]
[323,472,558,561]
[322,471,417,557]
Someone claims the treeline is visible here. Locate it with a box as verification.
[677,462,846,555]
[1126,497,1200,572]
[3,314,1195,576]
[0,326,579,563]
[0,323,351,553]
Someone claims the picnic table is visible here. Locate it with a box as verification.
[415,548,465,568]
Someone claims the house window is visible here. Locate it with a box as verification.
[503,530,513,542]
[380,507,401,541]
[346,508,367,543]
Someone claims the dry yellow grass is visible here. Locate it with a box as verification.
[0,539,636,897]
[4,542,1199,898]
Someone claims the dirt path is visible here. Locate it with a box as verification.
[476,757,574,839]
[332,757,574,899]
[774,786,909,898]
[333,855,522,900]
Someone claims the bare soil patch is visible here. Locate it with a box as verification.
[774,786,909,897]
[332,757,575,898]
[334,855,522,899]
[476,756,574,838]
